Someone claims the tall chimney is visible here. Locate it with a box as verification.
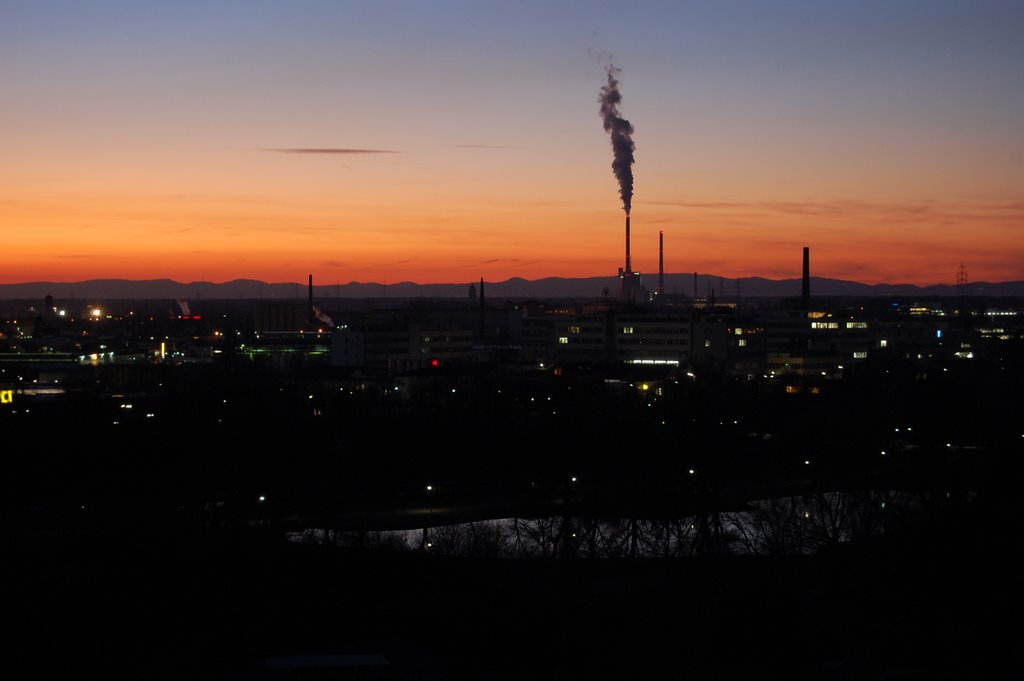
[658,231,664,295]
[625,215,631,273]
[479,277,485,342]
[308,274,314,325]
[801,247,810,311]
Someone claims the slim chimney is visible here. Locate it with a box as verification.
[801,247,810,311]
[658,231,664,295]
[308,274,314,325]
[625,215,632,273]
[479,277,485,341]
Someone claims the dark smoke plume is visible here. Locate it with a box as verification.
[598,64,635,215]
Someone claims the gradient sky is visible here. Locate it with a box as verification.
[3,0,1023,286]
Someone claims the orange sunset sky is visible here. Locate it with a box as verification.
[3,1,1023,287]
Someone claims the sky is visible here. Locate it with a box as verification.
[3,0,1023,286]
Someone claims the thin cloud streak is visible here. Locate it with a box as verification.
[443,144,516,149]
[269,148,400,155]
[648,198,1024,225]
[452,257,540,269]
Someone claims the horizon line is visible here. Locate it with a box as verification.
[0,273,1019,290]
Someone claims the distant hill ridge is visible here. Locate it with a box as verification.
[1,276,1022,300]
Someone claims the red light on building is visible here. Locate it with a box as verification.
[431,359,439,367]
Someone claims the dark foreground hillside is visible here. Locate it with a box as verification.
[10,492,1023,680]
[6,353,1024,678]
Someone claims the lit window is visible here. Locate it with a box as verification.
[704,339,711,348]
[734,328,743,335]
[880,340,888,348]
[569,326,581,334]
[623,327,634,334]
[558,336,569,344]
[853,351,867,359]
[738,339,747,347]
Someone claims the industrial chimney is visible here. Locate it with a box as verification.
[625,215,631,273]
[479,277,485,342]
[801,247,810,312]
[308,274,314,325]
[658,231,664,296]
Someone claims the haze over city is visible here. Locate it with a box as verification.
[4,0,1023,286]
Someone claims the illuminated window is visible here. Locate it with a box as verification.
[622,327,634,334]
[734,328,743,335]
[846,322,867,329]
[880,340,888,348]
[853,351,868,359]
[738,339,747,347]
[558,336,569,344]
[704,339,711,348]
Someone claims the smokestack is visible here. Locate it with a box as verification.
[625,215,631,272]
[658,231,664,295]
[802,247,810,311]
[308,274,314,324]
[479,277,485,341]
